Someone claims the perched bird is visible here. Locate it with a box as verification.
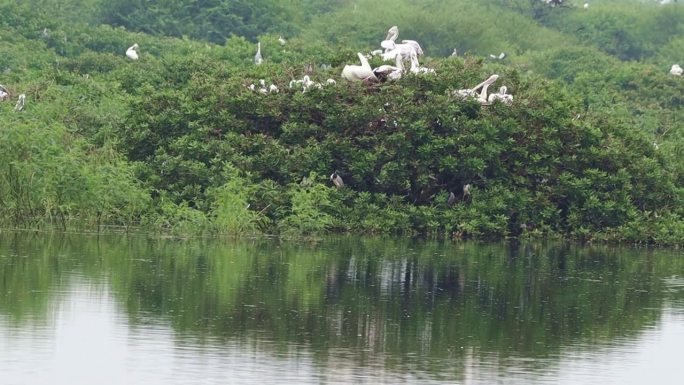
[341,52,378,82]
[373,54,404,81]
[126,43,139,60]
[487,86,514,105]
[409,51,435,74]
[13,93,25,112]
[330,171,344,188]
[401,40,424,57]
[278,36,287,45]
[456,74,500,105]
[254,42,263,65]
[670,64,683,76]
[450,49,458,57]
[584,2,589,9]
[447,192,457,207]
[0,84,9,101]
[385,26,399,42]
[463,184,471,197]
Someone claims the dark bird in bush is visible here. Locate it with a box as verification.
[330,171,344,188]
[447,192,456,206]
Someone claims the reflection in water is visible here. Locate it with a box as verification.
[0,233,683,384]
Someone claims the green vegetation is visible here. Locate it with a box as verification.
[1,0,683,244]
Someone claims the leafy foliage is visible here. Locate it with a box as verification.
[1,0,683,244]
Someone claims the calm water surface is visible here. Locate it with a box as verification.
[1,233,682,384]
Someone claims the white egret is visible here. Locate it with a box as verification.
[670,64,683,76]
[0,84,9,101]
[341,52,378,82]
[455,74,500,105]
[584,2,589,9]
[254,42,263,65]
[269,84,279,93]
[451,49,458,57]
[487,86,514,105]
[278,36,286,45]
[330,171,344,188]
[126,43,139,60]
[326,78,337,85]
[13,93,25,112]
[463,184,471,197]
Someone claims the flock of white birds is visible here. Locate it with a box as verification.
[2,6,681,114]
[244,25,513,106]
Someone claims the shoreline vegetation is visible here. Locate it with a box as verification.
[1,1,683,245]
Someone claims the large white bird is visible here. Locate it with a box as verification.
[373,54,405,81]
[487,85,514,105]
[456,74,500,104]
[330,171,344,188]
[0,84,9,101]
[670,64,683,76]
[13,93,25,112]
[385,26,399,42]
[342,52,378,82]
[278,36,286,45]
[381,40,419,62]
[401,40,424,57]
[126,43,139,60]
[409,51,435,74]
[254,42,263,65]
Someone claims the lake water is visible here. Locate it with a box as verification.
[1,232,682,384]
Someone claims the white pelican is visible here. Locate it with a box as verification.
[254,42,263,65]
[381,41,418,62]
[13,93,25,112]
[409,51,434,74]
[330,171,344,188]
[126,43,139,60]
[670,64,683,76]
[456,74,500,104]
[0,84,9,101]
[401,40,423,57]
[385,26,399,42]
[373,54,404,81]
[341,52,378,82]
[278,36,286,45]
[487,86,513,105]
